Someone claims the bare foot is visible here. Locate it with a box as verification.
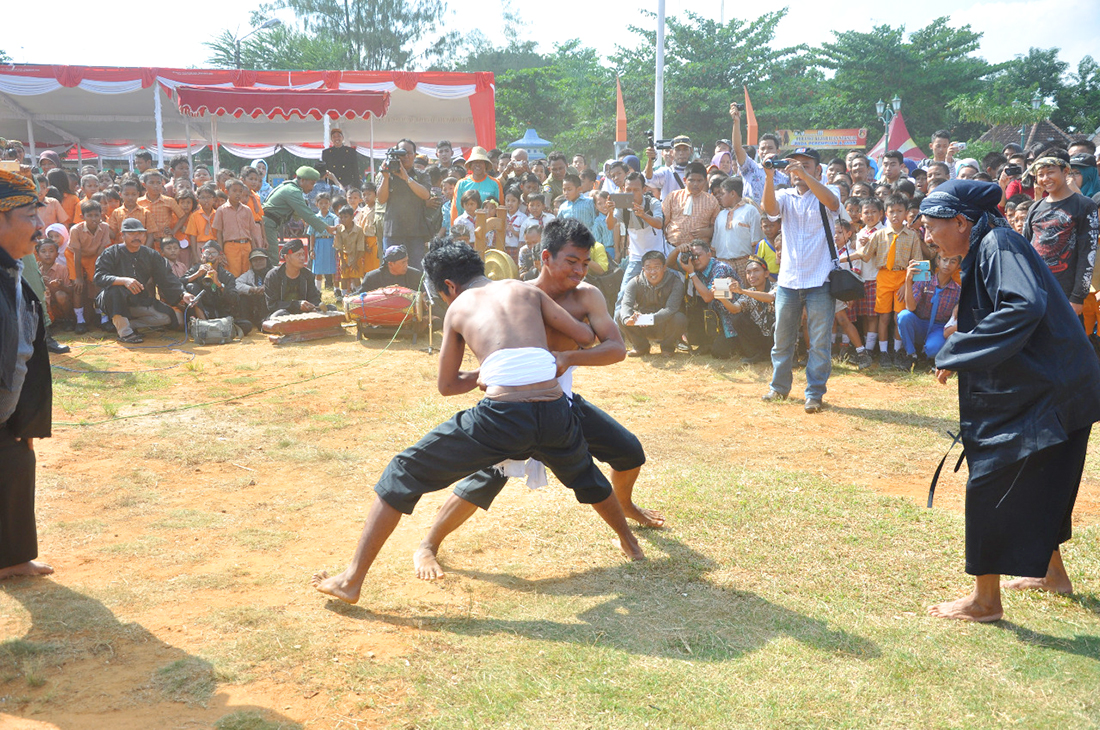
[413,544,446,581]
[611,537,647,562]
[311,570,361,604]
[0,561,54,580]
[1002,575,1073,594]
[928,594,1003,623]
[623,503,665,528]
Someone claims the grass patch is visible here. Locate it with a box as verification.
[151,509,226,531]
[153,657,217,706]
[215,710,303,730]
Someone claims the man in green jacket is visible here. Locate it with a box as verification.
[262,166,337,261]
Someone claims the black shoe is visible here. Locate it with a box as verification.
[46,335,70,354]
[878,350,893,369]
[98,320,114,332]
[762,389,788,402]
[804,398,824,414]
[74,321,88,335]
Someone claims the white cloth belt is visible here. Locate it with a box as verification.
[496,366,577,490]
[479,347,556,387]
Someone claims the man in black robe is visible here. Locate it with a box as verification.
[321,128,361,189]
[921,179,1100,622]
[0,169,53,580]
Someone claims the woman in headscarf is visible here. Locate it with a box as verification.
[709,150,734,177]
[920,179,1100,623]
[1069,152,1100,198]
[251,158,275,202]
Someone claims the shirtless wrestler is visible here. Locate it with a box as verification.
[313,237,644,604]
[414,218,663,580]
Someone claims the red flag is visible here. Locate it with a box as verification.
[744,86,758,146]
[616,77,628,143]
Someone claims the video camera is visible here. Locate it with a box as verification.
[763,158,789,170]
[385,146,408,174]
[645,130,674,151]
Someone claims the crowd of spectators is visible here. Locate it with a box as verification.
[8,100,1099,413]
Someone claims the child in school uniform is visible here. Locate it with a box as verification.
[333,205,370,293]
[503,187,527,262]
[451,189,481,245]
[309,192,339,291]
[847,195,924,368]
[849,197,884,354]
[173,189,198,267]
[184,184,219,267]
[110,180,152,245]
[69,200,112,333]
[830,218,872,369]
[36,237,73,326]
[160,237,189,280]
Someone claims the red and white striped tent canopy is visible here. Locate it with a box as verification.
[0,66,495,165]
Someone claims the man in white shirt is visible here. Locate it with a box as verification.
[761,147,842,414]
[711,177,763,282]
[615,172,666,309]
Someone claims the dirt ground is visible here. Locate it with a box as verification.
[2,326,1098,728]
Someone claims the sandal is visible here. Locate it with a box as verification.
[118,332,144,344]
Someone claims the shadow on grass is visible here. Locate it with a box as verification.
[997,621,1100,661]
[324,531,879,662]
[829,403,959,434]
[0,580,302,728]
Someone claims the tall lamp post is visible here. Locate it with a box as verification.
[1020,90,1043,148]
[876,94,902,154]
[235,18,282,69]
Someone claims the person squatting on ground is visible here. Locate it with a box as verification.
[313,237,644,603]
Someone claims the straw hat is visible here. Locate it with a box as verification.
[484,249,519,280]
[465,146,493,166]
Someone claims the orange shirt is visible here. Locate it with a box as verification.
[59,193,79,225]
[137,194,185,236]
[184,207,218,244]
[38,197,67,228]
[245,190,264,223]
[68,221,112,273]
[212,202,263,244]
[109,205,151,242]
[72,195,95,225]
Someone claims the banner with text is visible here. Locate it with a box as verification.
[776,128,868,149]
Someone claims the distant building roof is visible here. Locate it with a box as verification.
[978,119,1073,149]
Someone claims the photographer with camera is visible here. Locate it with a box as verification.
[760,147,842,413]
[729,103,787,203]
[644,133,693,199]
[667,239,740,358]
[377,138,433,268]
[614,171,666,309]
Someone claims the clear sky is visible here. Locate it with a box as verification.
[5,0,1098,72]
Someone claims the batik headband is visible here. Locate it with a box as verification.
[0,169,39,213]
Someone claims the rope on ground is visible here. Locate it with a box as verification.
[53,282,427,428]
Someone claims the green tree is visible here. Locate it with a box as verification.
[1054,56,1100,135]
[816,18,990,145]
[205,25,346,69]
[207,0,457,71]
[492,41,618,163]
[611,9,809,151]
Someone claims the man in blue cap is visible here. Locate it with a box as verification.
[921,179,1100,622]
